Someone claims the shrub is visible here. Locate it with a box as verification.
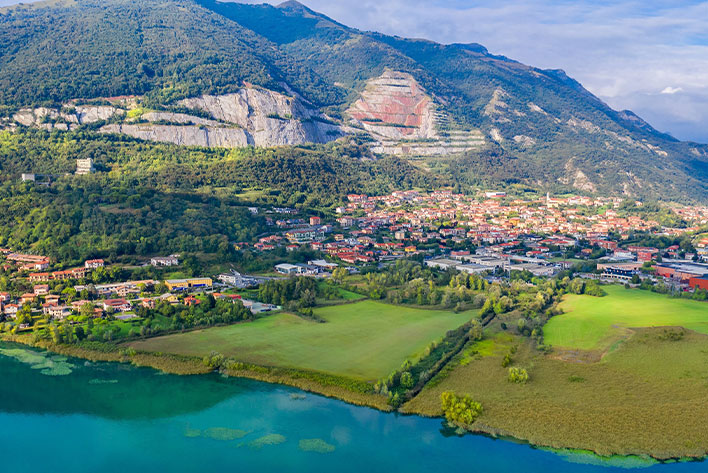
[501,353,512,368]
[202,351,225,369]
[440,391,483,426]
[508,367,529,384]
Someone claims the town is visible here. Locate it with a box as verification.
[1,189,707,333]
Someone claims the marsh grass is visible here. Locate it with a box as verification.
[403,328,708,459]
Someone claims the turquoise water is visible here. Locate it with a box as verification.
[0,342,705,473]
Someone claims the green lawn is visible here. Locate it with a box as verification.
[128,301,474,380]
[545,286,708,350]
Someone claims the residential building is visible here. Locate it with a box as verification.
[3,304,19,317]
[33,284,50,296]
[48,305,71,319]
[150,256,179,267]
[85,259,105,269]
[285,228,325,244]
[102,299,132,312]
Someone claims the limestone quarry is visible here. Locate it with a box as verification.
[347,71,486,156]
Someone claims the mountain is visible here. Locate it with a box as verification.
[1,0,707,202]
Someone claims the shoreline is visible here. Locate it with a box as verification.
[1,333,704,463]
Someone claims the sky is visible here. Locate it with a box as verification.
[2,0,707,142]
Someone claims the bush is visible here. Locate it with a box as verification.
[501,353,512,368]
[508,367,529,384]
[440,391,483,426]
[202,351,225,369]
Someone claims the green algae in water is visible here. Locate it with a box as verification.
[289,393,307,400]
[298,438,336,453]
[88,379,119,385]
[542,447,659,469]
[242,434,286,449]
[39,364,73,376]
[203,427,250,441]
[0,348,75,376]
[0,348,47,365]
[184,428,201,438]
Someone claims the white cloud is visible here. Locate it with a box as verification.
[661,87,683,95]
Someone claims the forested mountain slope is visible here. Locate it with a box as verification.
[1,0,706,202]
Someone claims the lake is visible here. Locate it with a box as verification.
[0,342,704,473]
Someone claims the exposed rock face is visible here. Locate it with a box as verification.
[10,88,343,148]
[139,112,221,127]
[101,124,250,147]
[560,159,598,193]
[348,71,485,155]
[513,135,536,148]
[178,88,343,146]
[12,105,123,130]
[74,105,122,123]
[348,70,437,140]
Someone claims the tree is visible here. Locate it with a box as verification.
[400,371,414,389]
[501,353,512,368]
[331,267,348,283]
[468,320,483,341]
[80,302,95,318]
[440,391,483,426]
[15,305,33,326]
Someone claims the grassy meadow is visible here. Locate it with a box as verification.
[403,327,708,459]
[128,301,474,380]
[545,286,708,350]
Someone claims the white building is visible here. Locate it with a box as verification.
[76,158,95,175]
[275,263,300,275]
[150,256,179,267]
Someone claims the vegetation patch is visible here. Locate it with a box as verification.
[546,286,708,350]
[298,438,336,453]
[243,434,286,449]
[202,427,250,441]
[0,347,75,376]
[403,328,708,459]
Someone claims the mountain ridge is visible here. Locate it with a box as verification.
[0,0,706,202]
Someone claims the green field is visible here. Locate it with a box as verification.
[545,286,708,350]
[128,301,474,380]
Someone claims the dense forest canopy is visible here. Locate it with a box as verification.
[0,129,438,261]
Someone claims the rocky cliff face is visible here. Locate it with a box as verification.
[8,87,345,149]
[12,105,123,131]
[178,88,343,146]
[347,71,485,155]
[104,88,345,148]
[100,124,250,147]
